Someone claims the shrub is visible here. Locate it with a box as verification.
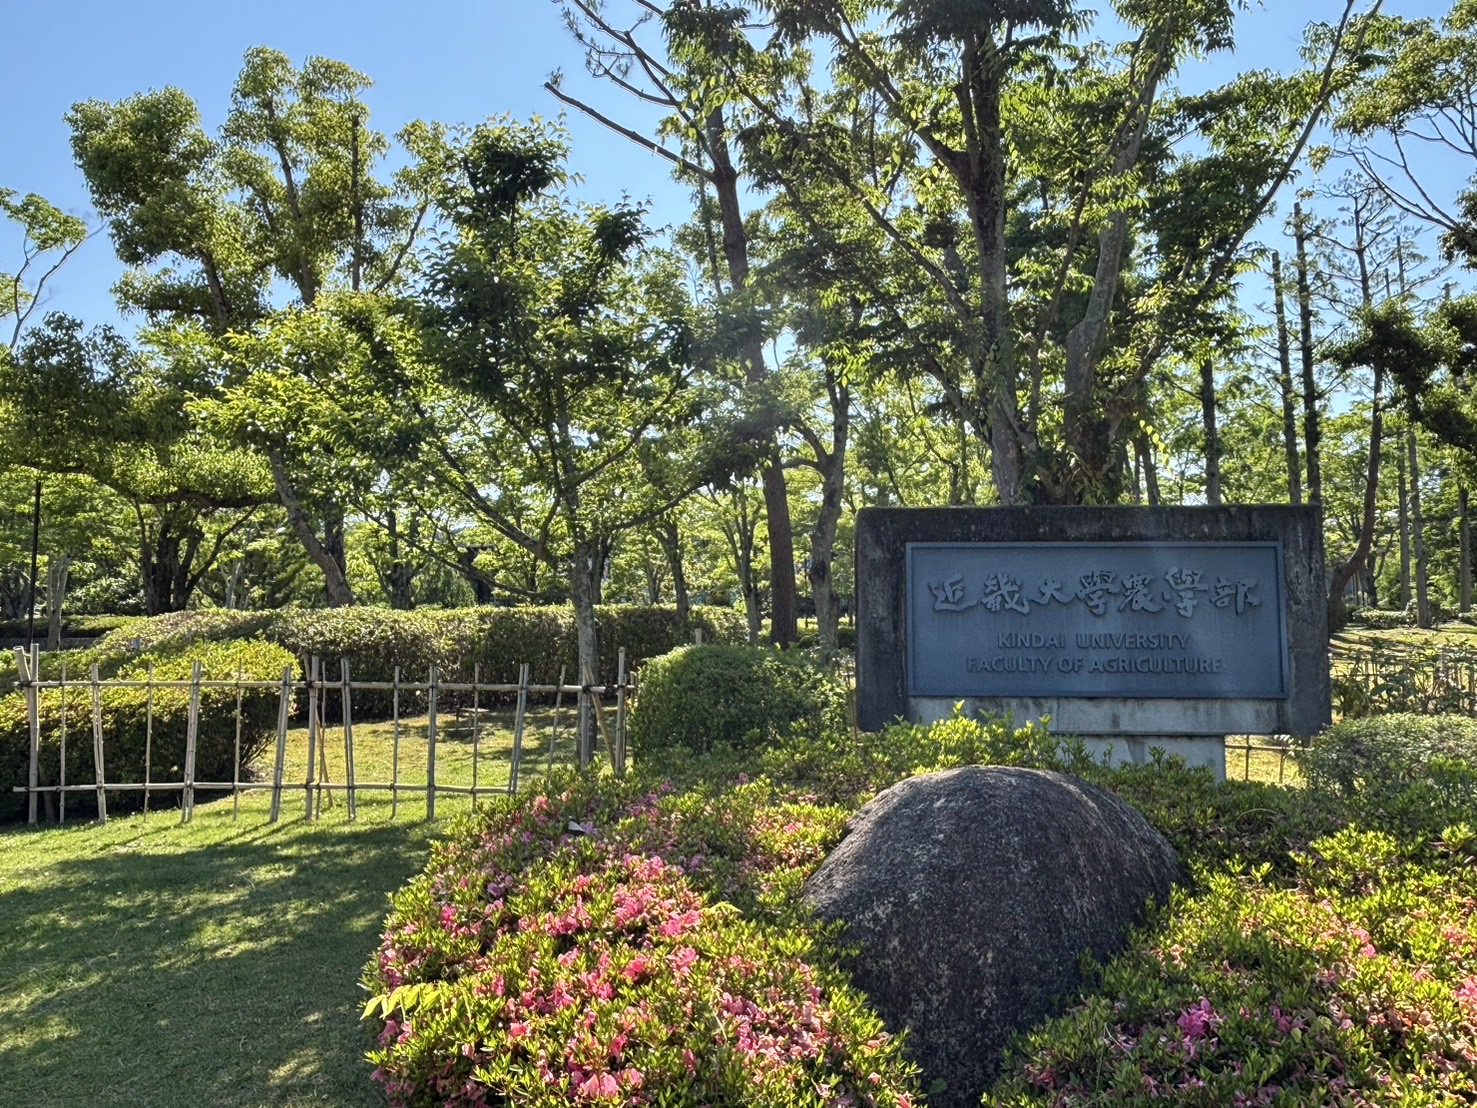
[628,645,848,762]
[731,707,1092,808]
[1345,605,1417,630]
[1093,754,1347,879]
[985,825,1477,1105]
[1297,713,1477,836]
[362,774,920,1107]
[0,638,298,821]
[61,605,747,720]
[84,610,274,674]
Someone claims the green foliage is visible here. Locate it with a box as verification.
[0,638,297,821]
[628,644,847,761]
[57,604,746,719]
[985,822,1477,1105]
[1347,605,1418,630]
[733,707,1095,808]
[1298,713,1477,833]
[363,773,920,1107]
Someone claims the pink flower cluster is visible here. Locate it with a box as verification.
[363,779,918,1107]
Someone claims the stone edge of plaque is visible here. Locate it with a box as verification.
[856,506,1330,738]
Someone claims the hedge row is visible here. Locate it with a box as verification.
[0,639,299,822]
[54,605,747,719]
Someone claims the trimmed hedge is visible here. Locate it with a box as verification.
[64,605,747,719]
[628,644,848,761]
[0,638,299,822]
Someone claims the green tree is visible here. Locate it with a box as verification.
[67,47,444,605]
[673,0,1373,503]
[0,315,269,613]
[410,120,712,758]
[548,0,805,644]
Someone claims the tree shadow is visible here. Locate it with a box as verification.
[0,817,437,1107]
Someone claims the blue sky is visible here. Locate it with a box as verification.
[0,0,1463,334]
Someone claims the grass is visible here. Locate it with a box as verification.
[1223,735,1303,786]
[0,704,587,1108]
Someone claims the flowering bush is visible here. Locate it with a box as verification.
[363,773,920,1107]
[985,825,1477,1105]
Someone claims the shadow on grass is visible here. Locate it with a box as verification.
[0,814,438,1108]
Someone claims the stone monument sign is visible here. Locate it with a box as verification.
[857,507,1329,771]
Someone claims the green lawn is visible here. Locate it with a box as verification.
[0,708,582,1108]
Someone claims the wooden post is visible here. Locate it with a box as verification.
[391,665,401,819]
[90,663,107,824]
[232,663,244,822]
[341,657,356,822]
[17,648,37,825]
[426,665,439,820]
[270,665,291,823]
[509,663,529,796]
[577,660,594,768]
[305,656,320,820]
[142,662,151,819]
[614,648,629,777]
[181,659,202,823]
[59,659,68,824]
[471,662,481,807]
[548,665,566,766]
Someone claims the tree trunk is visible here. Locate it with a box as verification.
[1199,359,1221,506]
[1409,431,1431,628]
[655,519,690,630]
[386,510,415,610]
[1294,203,1322,504]
[1462,482,1473,613]
[223,558,245,610]
[45,553,71,651]
[808,380,850,656]
[958,40,1024,506]
[569,536,603,768]
[270,452,355,607]
[1136,435,1161,506]
[1272,252,1302,505]
[706,121,799,646]
[1397,440,1411,608]
[1327,366,1384,629]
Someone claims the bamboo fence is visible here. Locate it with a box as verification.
[11,646,633,826]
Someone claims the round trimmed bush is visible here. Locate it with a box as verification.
[1298,712,1477,798]
[628,644,847,761]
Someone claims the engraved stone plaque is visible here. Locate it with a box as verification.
[906,542,1289,699]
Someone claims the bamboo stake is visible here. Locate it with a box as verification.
[181,659,202,823]
[18,648,37,825]
[305,656,320,820]
[470,662,480,808]
[141,662,151,819]
[590,682,617,771]
[232,663,244,822]
[548,665,566,766]
[427,665,439,820]
[90,663,107,824]
[578,660,594,768]
[342,658,356,822]
[391,665,401,819]
[509,663,529,796]
[317,688,332,811]
[614,648,628,776]
[270,665,291,823]
[59,660,68,824]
